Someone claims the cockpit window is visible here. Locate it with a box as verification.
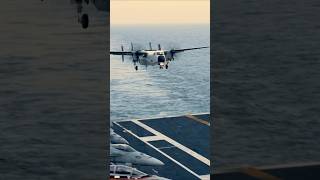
[125,146,135,152]
[158,55,165,62]
[111,165,147,177]
[115,166,131,174]
[132,169,146,176]
[115,145,135,152]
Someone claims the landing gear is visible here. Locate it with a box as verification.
[165,64,168,69]
[81,14,89,29]
[76,1,89,29]
[135,66,138,71]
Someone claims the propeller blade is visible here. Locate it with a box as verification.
[158,44,161,50]
[134,53,140,63]
[131,42,134,51]
[121,45,124,62]
[170,50,175,60]
[149,42,152,50]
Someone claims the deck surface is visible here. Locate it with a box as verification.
[214,162,320,180]
[112,113,210,180]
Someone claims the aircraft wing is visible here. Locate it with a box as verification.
[110,51,147,56]
[166,46,209,54]
[110,51,133,56]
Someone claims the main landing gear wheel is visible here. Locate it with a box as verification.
[81,14,89,29]
[165,64,168,69]
[135,66,138,71]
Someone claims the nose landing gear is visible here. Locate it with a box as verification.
[76,0,89,29]
[135,66,138,71]
[80,14,89,29]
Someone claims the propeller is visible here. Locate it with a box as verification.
[130,42,135,60]
[167,43,180,60]
[127,43,142,65]
[170,50,175,60]
[158,44,162,50]
[149,42,153,50]
[121,45,124,62]
[136,53,140,63]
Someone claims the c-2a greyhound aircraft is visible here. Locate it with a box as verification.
[110,42,209,71]
[41,0,108,29]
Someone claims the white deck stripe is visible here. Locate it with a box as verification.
[140,136,164,142]
[114,122,203,179]
[200,174,210,180]
[131,119,210,166]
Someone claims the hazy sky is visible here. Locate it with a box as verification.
[111,0,210,25]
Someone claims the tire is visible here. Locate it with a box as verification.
[81,14,89,29]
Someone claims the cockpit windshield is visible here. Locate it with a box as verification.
[158,55,165,63]
[110,165,147,177]
[115,145,135,152]
[132,169,147,176]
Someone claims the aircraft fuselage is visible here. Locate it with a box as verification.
[135,50,169,69]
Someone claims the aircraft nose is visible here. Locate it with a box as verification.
[111,135,129,144]
[148,157,164,166]
[117,138,129,144]
[134,153,165,166]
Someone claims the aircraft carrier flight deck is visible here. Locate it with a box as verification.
[112,113,210,180]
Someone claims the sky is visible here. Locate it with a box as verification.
[111,0,210,25]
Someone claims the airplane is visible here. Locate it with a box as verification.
[110,42,209,70]
[41,0,108,29]
[111,128,129,144]
[110,164,170,180]
[110,144,164,166]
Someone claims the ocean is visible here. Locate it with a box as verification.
[213,0,320,170]
[0,1,108,179]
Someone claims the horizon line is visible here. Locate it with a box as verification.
[111,22,210,25]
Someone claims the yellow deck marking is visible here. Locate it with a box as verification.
[241,167,282,180]
[185,114,210,126]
